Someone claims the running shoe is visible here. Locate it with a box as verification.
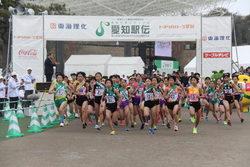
[230,112,232,115]
[140,124,145,130]
[88,120,93,125]
[97,126,102,130]
[145,121,149,126]
[205,116,209,121]
[94,124,99,129]
[178,118,182,122]
[60,122,64,127]
[241,118,244,123]
[201,114,204,119]
[125,127,130,131]
[110,130,115,135]
[203,108,207,113]
[193,127,197,134]
[191,116,195,123]
[227,120,232,126]
[65,121,69,126]
[189,116,192,120]
[120,122,124,126]
[131,124,135,128]
[149,128,155,134]
[174,126,178,131]
[218,116,222,120]
[216,119,220,123]
[223,121,227,125]
[114,121,118,126]
[158,117,161,123]
[134,122,137,125]
[102,122,105,126]
[167,123,171,129]
[75,113,79,118]
[82,123,86,129]
[162,122,166,126]
[153,125,157,130]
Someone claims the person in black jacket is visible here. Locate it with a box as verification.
[44,53,59,82]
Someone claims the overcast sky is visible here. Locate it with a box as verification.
[228,0,250,15]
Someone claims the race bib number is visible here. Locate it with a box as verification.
[224,89,232,94]
[95,88,104,96]
[136,88,143,96]
[189,93,198,102]
[56,89,66,97]
[145,93,154,101]
[78,87,86,95]
[106,96,116,103]
[169,92,178,101]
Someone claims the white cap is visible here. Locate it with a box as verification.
[11,72,17,76]
[27,67,32,70]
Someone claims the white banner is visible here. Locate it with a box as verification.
[201,17,232,77]
[155,41,172,57]
[44,16,201,41]
[12,16,44,82]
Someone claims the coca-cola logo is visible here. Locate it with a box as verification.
[18,49,38,56]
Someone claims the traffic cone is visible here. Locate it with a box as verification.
[2,101,11,121]
[16,101,25,118]
[40,105,53,128]
[49,103,59,125]
[5,109,24,138]
[28,106,43,133]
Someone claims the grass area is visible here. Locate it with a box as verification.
[0,115,73,141]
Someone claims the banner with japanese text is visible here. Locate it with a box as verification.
[12,16,44,81]
[44,16,201,41]
[201,17,232,77]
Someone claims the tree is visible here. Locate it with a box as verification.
[0,1,71,74]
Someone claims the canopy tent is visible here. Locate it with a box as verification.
[184,45,250,75]
[64,54,112,77]
[107,57,144,76]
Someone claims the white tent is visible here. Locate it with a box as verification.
[184,57,196,76]
[64,55,112,77]
[184,45,250,75]
[107,57,144,76]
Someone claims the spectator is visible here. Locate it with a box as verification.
[180,72,188,87]
[122,74,129,83]
[245,67,250,76]
[44,53,59,82]
[8,72,23,109]
[0,76,8,117]
[131,70,137,77]
[22,67,36,107]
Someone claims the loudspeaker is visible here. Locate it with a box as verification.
[38,10,48,15]
[8,6,17,15]
[26,8,35,15]
[35,82,52,92]
[16,3,25,15]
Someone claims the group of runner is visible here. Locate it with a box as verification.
[48,71,244,135]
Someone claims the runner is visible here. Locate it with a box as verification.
[48,73,71,127]
[216,78,225,121]
[142,78,158,134]
[164,76,182,131]
[87,77,96,125]
[98,79,122,135]
[232,75,244,122]
[133,74,145,130]
[206,80,220,123]
[128,77,136,127]
[163,77,171,128]
[92,72,105,129]
[203,77,212,121]
[70,73,79,118]
[73,72,89,129]
[152,77,161,130]
[186,76,204,134]
[118,79,131,131]
[158,79,166,126]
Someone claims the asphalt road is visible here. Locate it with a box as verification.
[0,108,250,167]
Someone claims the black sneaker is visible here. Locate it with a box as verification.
[131,124,134,128]
[114,121,118,126]
[227,120,232,126]
[82,123,86,129]
[241,118,244,123]
[167,123,171,129]
[140,124,145,130]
